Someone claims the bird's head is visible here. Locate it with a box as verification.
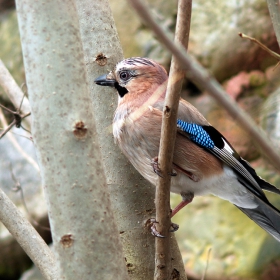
[94,57,168,103]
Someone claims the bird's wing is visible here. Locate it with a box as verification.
[177,118,280,242]
[150,104,223,180]
[152,100,280,197]
[177,119,280,198]
[176,99,280,195]
[236,178,280,242]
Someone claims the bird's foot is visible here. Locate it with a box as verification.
[151,157,163,177]
[149,219,165,238]
[151,157,177,177]
[147,218,180,237]
[170,222,179,232]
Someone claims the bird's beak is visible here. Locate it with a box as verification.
[94,72,116,87]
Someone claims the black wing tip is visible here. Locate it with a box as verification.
[237,200,280,243]
[239,157,280,195]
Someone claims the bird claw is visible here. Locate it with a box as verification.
[151,157,177,177]
[148,218,179,237]
[151,157,163,177]
[151,223,166,238]
[170,222,179,232]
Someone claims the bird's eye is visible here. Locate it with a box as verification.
[119,71,131,81]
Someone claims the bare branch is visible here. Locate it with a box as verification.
[0,187,57,280]
[0,104,31,139]
[0,60,30,118]
[153,0,192,279]
[0,118,15,139]
[239,33,280,60]
[0,108,38,170]
[128,0,280,171]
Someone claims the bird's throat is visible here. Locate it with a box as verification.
[114,82,128,97]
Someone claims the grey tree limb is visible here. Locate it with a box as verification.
[0,187,57,280]
[0,59,30,118]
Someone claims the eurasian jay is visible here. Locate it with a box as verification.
[95,57,280,242]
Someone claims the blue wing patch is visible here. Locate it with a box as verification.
[177,119,215,149]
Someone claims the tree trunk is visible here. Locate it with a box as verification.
[16,0,128,279]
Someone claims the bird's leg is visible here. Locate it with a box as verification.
[171,191,194,218]
[172,163,199,182]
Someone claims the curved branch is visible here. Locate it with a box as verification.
[0,187,56,280]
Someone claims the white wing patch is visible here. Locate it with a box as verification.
[212,139,260,191]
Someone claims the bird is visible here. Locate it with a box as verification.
[94,57,280,242]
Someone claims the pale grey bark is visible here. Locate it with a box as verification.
[0,59,30,116]
[76,1,187,279]
[266,0,280,48]
[16,0,128,279]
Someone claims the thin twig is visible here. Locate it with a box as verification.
[0,103,17,114]
[128,0,280,172]
[201,248,211,280]
[152,0,192,279]
[0,108,38,171]
[239,33,280,60]
[0,103,31,139]
[0,119,15,139]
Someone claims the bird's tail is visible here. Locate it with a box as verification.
[236,196,280,242]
